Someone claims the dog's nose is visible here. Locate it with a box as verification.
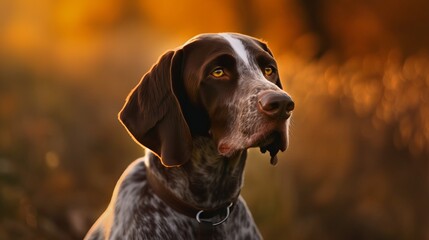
[258,90,294,118]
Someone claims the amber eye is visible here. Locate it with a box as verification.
[211,67,225,78]
[264,67,274,76]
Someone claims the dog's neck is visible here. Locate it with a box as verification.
[146,137,247,209]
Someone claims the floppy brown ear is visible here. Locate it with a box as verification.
[118,50,192,167]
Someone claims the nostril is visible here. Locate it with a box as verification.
[259,101,279,112]
[286,101,295,112]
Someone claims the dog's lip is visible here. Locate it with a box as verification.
[248,130,284,149]
[257,131,287,152]
[217,124,287,156]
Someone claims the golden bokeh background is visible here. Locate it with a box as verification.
[1,0,428,239]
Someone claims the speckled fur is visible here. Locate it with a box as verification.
[85,33,293,240]
[85,138,261,240]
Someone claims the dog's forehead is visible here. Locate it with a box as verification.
[183,33,264,64]
[219,33,251,65]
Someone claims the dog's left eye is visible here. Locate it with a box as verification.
[211,67,225,78]
[264,67,274,76]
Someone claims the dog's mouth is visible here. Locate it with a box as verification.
[217,123,288,165]
[255,130,287,165]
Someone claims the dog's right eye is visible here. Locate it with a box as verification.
[211,67,225,78]
[264,67,274,76]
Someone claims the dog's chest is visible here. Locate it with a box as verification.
[107,159,261,240]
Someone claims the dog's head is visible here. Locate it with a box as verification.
[119,33,294,167]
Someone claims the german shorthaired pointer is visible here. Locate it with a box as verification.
[85,33,294,240]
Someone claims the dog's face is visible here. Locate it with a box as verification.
[179,33,294,158]
[119,33,294,167]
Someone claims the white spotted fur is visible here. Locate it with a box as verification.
[85,33,293,240]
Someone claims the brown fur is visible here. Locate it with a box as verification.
[85,33,294,240]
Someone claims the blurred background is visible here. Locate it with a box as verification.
[1,0,428,239]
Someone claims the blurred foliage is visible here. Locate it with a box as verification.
[0,0,428,239]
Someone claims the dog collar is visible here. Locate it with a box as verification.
[146,167,238,226]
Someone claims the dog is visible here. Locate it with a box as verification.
[85,33,294,240]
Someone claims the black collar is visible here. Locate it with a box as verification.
[146,167,238,226]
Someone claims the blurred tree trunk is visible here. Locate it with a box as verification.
[235,0,258,35]
[298,0,330,58]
